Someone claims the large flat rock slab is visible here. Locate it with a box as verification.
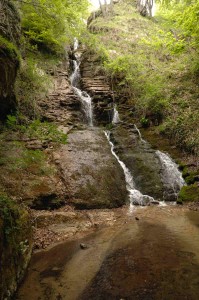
[56,128,128,208]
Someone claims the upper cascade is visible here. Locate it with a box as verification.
[70,39,93,126]
[112,106,120,124]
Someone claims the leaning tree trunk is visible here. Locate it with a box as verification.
[99,0,106,17]
[137,0,154,17]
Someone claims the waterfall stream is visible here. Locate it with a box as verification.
[107,106,185,206]
[70,43,185,207]
[70,40,93,126]
[133,125,185,200]
[105,130,159,207]
[155,150,185,200]
[112,105,120,124]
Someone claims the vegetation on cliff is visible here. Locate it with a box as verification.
[0,194,32,299]
[87,0,199,156]
[12,0,89,122]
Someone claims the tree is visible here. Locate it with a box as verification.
[137,0,154,17]
[14,0,89,53]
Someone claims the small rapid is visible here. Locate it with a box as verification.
[70,40,93,126]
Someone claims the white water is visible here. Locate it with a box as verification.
[112,106,120,124]
[156,150,185,200]
[132,125,185,201]
[105,131,156,206]
[74,38,79,51]
[70,40,93,126]
[134,124,146,143]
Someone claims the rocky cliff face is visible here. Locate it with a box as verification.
[0,0,20,120]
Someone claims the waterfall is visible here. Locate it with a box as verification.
[74,38,79,51]
[112,105,120,124]
[134,124,146,143]
[156,150,185,201]
[105,131,157,206]
[132,125,185,201]
[70,40,93,126]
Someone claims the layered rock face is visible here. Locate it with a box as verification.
[0,0,20,119]
[81,52,115,125]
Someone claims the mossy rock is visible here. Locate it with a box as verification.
[178,184,199,202]
[0,194,32,299]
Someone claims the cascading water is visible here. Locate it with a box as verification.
[108,107,185,206]
[105,131,157,207]
[156,150,185,201]
[134,124,146,143]
[70,40,93,126]
[133,125,185,201]
[112,105,120,124]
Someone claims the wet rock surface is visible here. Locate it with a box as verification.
[16,206,199,300]
[56,128,128,209]
[32,206,119,250]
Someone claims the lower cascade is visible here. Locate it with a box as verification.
[156,150,185,201]
[107,107,185,206]
[105,130,160,206]
[70,40,93,126]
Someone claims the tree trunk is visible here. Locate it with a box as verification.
[137,0,154,17]
[99,0,106,17]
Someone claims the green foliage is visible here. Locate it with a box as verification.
[106,123,113,130]
[0,195,23,245]
[15,55,53,119]
[178,184,199,203]
[6,116,67,144]
[0,194,31,256]
[6,115,17,128]
[26,120,67,144]
[17,0,89,54]
[157,0,199,46]
[140,117,150,128]
[162,109,199,154]
[0,35,20,60]
[86,0,199,154]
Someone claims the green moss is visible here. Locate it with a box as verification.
[182,167,190,179]
[178,184,199,202]
[185,175,195,185]
[0,194,29,247]
[0,35,20,61]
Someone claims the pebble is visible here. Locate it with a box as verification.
[80,243,88,249]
